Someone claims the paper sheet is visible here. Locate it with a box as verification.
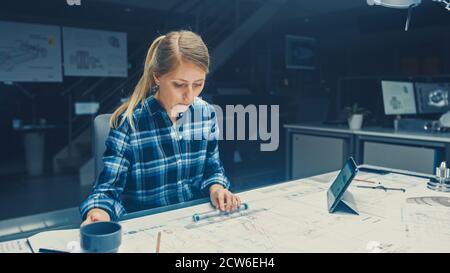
[27,229,80,253]
[7,170,448,253]
[0,239,32,253]
[402,203,450,252]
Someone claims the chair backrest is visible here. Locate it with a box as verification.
[93,114,112,178]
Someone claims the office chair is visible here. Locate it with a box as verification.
[93,114,112,178]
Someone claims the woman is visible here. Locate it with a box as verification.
[80,30,241,226]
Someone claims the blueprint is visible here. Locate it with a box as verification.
[402,203,450,252]
[0,239,32,253]
[10,169,450,253]
[62,27,127,77]
[0,21,62,82]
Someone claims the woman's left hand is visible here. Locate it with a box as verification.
[209,184,242,212]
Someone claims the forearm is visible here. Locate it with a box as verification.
[209,183,224,194]
[80,192,125,221]
[86,208,111,220]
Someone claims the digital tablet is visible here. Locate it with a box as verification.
[327,157,359,214]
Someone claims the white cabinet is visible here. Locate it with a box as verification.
[286,124,450,179]
[291,133,349,179]
[363,142,436,174]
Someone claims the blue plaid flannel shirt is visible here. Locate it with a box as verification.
[80,96,230,221]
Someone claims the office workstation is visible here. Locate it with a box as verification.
[286,80,450,179]
[1,0,450,257]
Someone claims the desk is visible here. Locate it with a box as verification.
[2,166,450,253]
[285,123,450,179]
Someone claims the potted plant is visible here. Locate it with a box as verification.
[344,103,370,130]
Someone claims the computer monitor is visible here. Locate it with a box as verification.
[381,81,417,115]
[415,82,450,114]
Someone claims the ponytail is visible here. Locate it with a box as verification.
[110,35,166,130]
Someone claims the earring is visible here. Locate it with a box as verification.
[151,84,160,94]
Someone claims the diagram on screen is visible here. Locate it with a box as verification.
[0,42,47,71]
[427,89,448,108]
[382,81,417,115]
[62,27,127,77]
[389,96,402,110]
[415,83,450,114]
[108,36,121,48]
[70,50,103,70]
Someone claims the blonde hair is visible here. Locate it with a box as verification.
[110,30,210,130]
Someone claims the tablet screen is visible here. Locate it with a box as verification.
[327,158,358,213]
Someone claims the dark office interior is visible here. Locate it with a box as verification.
[1,0,450,244]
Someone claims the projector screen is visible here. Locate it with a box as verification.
[0,21,62,82]
[62,27,127,77]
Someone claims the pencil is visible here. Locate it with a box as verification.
[156,231,161,253]
[39,248,69,253]
[354,178,376,184]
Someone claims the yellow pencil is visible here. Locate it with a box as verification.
[156,231,161,253]
[354,178,377,184]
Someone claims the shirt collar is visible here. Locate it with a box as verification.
[144,95,198,119]
[144,95,165,116]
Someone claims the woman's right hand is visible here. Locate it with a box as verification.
[80,208,111,227]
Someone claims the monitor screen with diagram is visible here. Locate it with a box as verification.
[415,82,450,114]
[381,81,417,115]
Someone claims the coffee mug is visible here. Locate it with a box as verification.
[80,221,122,253]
